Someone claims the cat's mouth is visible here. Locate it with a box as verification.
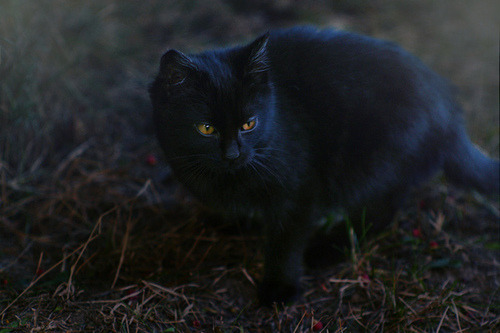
[222,157,250,171]
[220,152,253,172]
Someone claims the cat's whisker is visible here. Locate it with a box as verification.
[248,161,271,193]
[178,160,210,185]
[255,152,288,165]
[255,153,289,176]
[252,157,286,188]
[255,147,287,154]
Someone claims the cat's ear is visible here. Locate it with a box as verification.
[245,33,270,83]
[159,50,197,86]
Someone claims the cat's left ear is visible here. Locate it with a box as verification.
[245,32,270,83]
[159,49,197,86]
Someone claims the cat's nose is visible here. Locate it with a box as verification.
[223,140,240,160]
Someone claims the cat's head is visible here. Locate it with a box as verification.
[149,33,277,176]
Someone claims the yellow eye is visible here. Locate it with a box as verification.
[241,118,257,131]
[196,123,215,136]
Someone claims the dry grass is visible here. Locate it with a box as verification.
[1,172,498,332]
[0,0,498,332]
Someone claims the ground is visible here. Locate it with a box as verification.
[0,0,498,332]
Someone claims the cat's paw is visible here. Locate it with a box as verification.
[258,280,302,306]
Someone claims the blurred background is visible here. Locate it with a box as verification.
[0,0,498,184]
[0,1,498,330]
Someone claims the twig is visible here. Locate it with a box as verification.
[54,140,92,178]
[0,232,100,316]
[87,289,143,304]
[348,303,368,330]
[33,252,44,283]
[61,207,115,299]
[480,287,497,326]
[180,228,205,268]
[193,243,213,271]
[135,179,152,198]
[111,216,133,289]
[329,278,362,284]
[142,280,185,299]
[292,310,307,333]
[436,306,449,333]
[398,296,418,317]
[451,299,462,332]
[0,241,33,273]
[241,267,256,287]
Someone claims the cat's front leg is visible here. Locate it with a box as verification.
[258,209,313,305]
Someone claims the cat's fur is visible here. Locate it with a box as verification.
[149,26,499,304]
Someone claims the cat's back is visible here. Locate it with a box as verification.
[264,26,454,133]
[266,26,415,76]
[265,26,445,110]
[266,26,399,75]
[267,26,379,55]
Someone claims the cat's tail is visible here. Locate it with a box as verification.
[444,126,499,195]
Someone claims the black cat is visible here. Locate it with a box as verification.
[149,26,499,305]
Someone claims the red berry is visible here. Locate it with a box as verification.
[146,154,157,166]
[429,241,438,249]
[412,228,422,238]
[313,321,323,331]
[192,320,201,328]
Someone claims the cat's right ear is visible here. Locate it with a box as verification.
[244,32,270,83]
[159,50,197,86]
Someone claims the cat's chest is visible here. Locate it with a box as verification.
[179,168,286,213]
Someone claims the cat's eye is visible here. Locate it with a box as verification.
[196,123,216,136]
[241,118,257,132]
